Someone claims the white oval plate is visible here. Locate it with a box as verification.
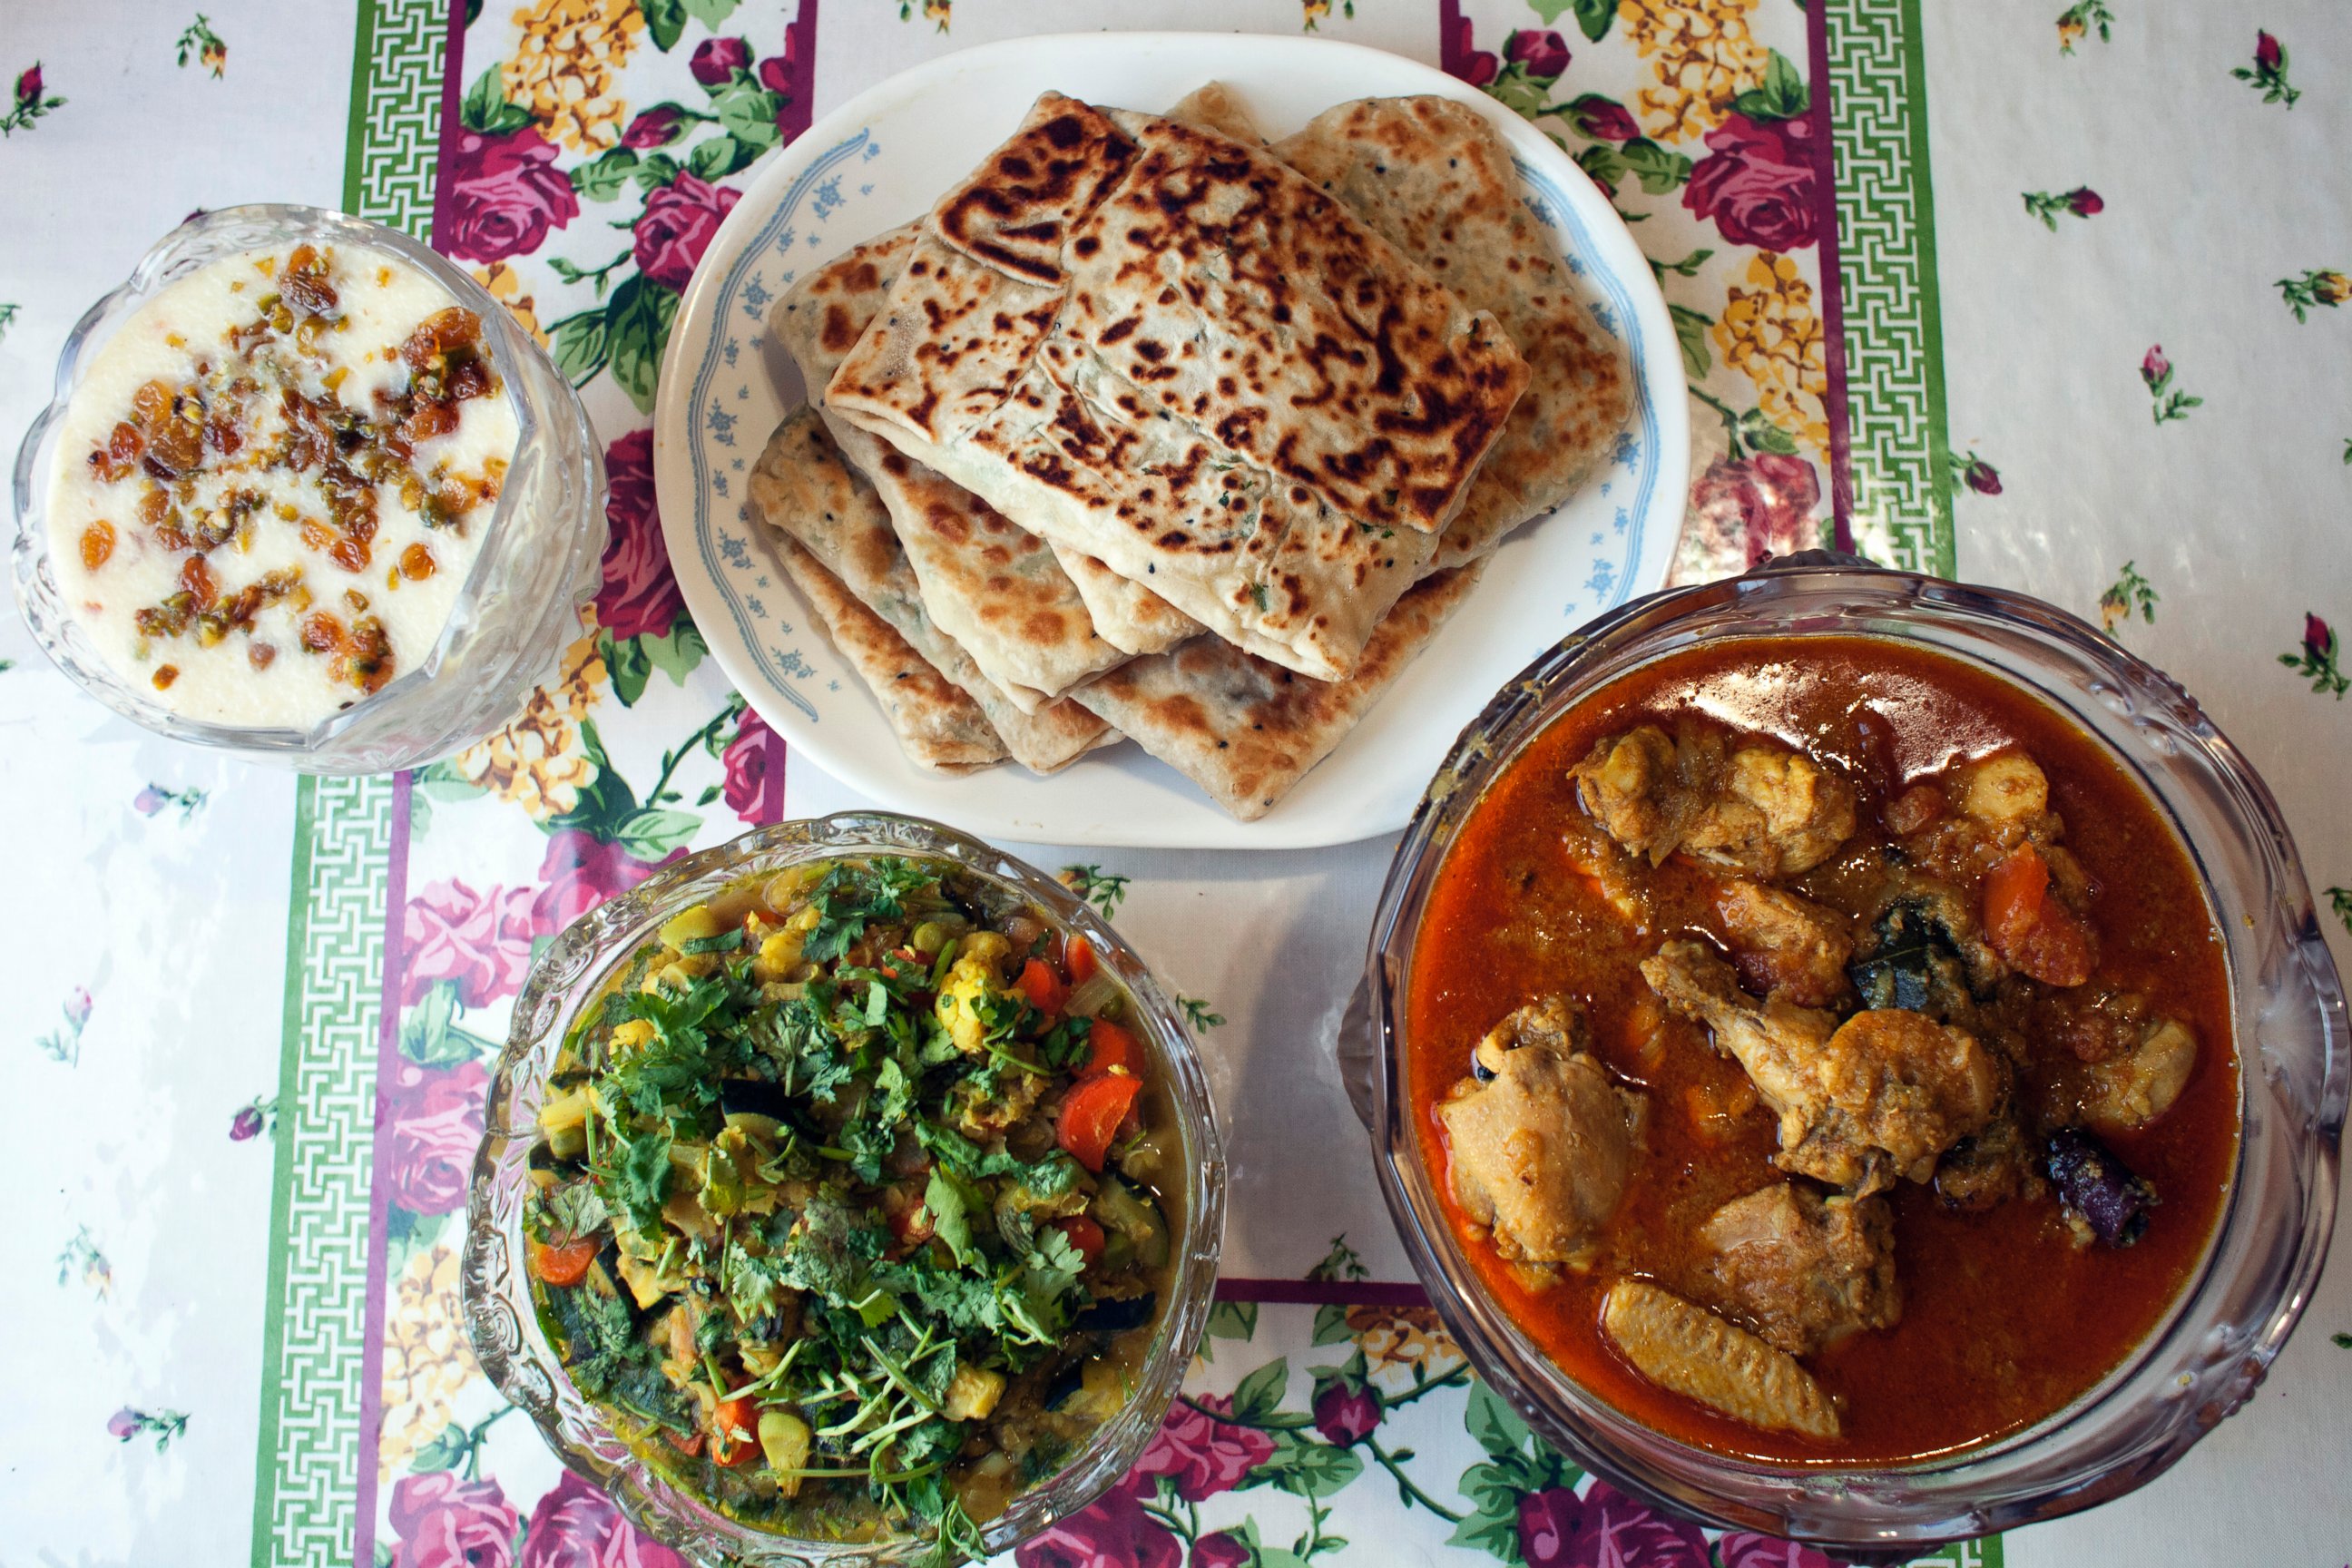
[654,32,1687,849]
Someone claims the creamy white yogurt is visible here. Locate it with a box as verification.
[45,241,520,729]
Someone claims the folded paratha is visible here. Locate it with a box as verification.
[746,408,1110,774]
[777,229,1200,664]
[769,535,1004,775]
[769,226,1125,709]
[825,93,1529,681]
[1071,563,1487,821]
[1276,95,1632,571]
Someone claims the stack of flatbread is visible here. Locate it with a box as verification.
[747,83,1629,820]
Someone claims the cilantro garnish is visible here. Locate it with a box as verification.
[526,855,1171,1565]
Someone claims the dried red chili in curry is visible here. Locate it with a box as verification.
[1406,636,2239,1465]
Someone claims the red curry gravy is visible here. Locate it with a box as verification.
[1406,636,2239,1464]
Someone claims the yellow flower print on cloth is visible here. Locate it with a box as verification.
[376,1244,476,1479]
[472,263,551,348]
[1347,1305,1465,1378]
[452,614,608,819]
[1620,0,1770,142]
[504,0,645,152]
[1714,251,1829,455]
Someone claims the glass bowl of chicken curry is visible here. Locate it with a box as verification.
[1366,556,2345,1547]
[463,812,1225,1566]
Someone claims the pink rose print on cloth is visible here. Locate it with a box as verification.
[1505,28,1572,81]
[594,429,683,642]
[1569,95,1642,142]
[441,124,580,264]
[633,172,741,292]
[1716,1534,1859,1568]
[389,1472,519,1568]
[1683,112,1818,251]
[380,1055,492,1214]
[622,104,685,149]
[1690,453,1822,567]
[1311,1379,1381,1446]
[689,35,750,87]
[1518,1482,1710,1568]
[532,828,687,930]
[521,1472,689,1568]
[401,879,543,1010]
[721,709,772,822]
[1122,1395,1275,1503]
[1013,1484,1181,1568]
[1188,1533,1250,1568]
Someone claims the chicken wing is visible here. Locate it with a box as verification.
[1437,997,1646,1269]
[1641,941,2002,1195]
[1699,1182,1900,1354]
[1572,724,1857,877]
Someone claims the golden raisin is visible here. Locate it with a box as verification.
[89,421,143,483]
[299,612,346,654]
[152,664,180,691]
[250,642,277,670]
[328,533,371,573]
[79,521,116,572]
[398,543,436,581]
[179,554,219,611]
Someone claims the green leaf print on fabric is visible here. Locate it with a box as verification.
[2057,1,2113,54]
[640,0,690,52]
[2231,31,2301,109]
[34,986,92,1065]
[2141,345,2201,425]
[460,64,534,136]
[1,64,65,136]
[2276,269,2348,323]
[1307,1235,1370,1283]
[1060,863,1132,916]
[1527,0,1615,44]
[1311,1304,1354,1346]
[2022,187,2103,230]
[2324,887,2352,937]
[106,1407,190,1452]
[893,0,951,30]
[1181,997,1227,1034]
[1300,0,1357,30]
[1671,304,1715,378]
[175,14,228,77]
[0,302,16,344]
[2101,561,2158,632]
[605,273,681,414]
[57,1226,112,1298]
[2280,613,2347,699]
[1200,1299,1259,1363]
[598,618,707,708]
[1449,1382,1582,1563]
[1730,48,1810,123]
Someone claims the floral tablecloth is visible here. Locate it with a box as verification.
[2,3,2347,1565]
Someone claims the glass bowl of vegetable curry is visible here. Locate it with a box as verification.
[1367,559,2345,1545]
[463,812,1224,1566]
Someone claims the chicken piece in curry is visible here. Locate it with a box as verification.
[1409,636,2238,1463]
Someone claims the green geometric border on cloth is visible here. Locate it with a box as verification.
[250,774,397,1565]
[1821,0,1955,576]
[249,1,446,1560]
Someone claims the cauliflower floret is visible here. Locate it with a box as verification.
[935,954,1004,1056]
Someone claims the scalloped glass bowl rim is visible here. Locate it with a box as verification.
[7,202,568,763]
[1364,560,2347,1547]
[462,812,1228,1565]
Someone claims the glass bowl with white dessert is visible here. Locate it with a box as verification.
[9,203,606,772]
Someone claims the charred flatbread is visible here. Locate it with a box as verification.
[746,408,1110,774]
[1275,94,1631,570]
[824,93,1528,681]
[769,536,1004,775]
[1069,564,1486,820]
